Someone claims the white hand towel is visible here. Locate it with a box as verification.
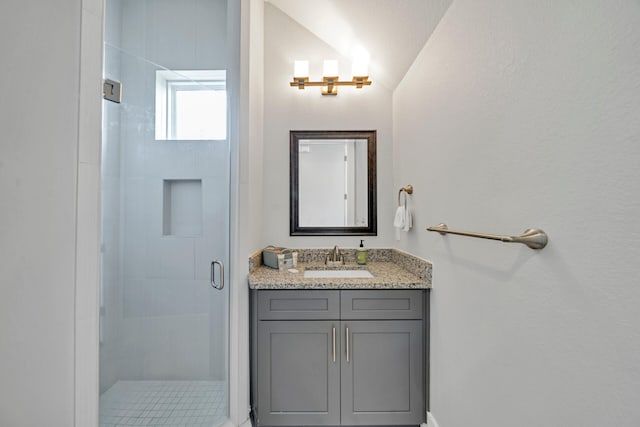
[403,207,412,232]
[394,206,406,241]
[394,206,406,228]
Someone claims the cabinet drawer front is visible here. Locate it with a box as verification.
[258,290,340,320]
[341,290,424,319]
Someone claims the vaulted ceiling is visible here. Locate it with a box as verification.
[266,0,452,91]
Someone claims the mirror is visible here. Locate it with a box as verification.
[290,130,377,236]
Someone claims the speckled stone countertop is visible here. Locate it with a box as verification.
[248,248,431,290]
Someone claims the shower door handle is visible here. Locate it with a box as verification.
[211,260,225,290]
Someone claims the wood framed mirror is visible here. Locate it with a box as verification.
[290,130,377,236]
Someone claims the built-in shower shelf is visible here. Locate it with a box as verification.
[162,179,203,237]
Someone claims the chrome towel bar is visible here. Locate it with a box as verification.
[426,223,548,250]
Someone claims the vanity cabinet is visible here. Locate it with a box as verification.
[251,289,427,427]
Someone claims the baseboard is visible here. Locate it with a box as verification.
[427,411,441,427]
[220,418,252,427]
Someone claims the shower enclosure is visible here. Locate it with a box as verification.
[100,1,231,426]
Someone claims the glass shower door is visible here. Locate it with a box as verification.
[99,41,229,427]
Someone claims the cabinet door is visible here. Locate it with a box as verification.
[341,320,424,425]
[257,321,340,426]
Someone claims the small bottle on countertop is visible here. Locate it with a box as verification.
[356,240,367,265]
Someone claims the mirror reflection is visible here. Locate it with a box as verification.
[290,130,377,236]
[298,139,368,227]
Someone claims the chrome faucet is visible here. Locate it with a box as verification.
[326,245,344,264]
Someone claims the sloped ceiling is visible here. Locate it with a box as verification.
[266,0,452,91]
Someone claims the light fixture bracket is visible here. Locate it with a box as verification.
[291,77,309,90]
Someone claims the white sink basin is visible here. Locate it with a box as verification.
[303,269,374,279]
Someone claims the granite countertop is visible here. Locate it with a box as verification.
[248,248,432,290]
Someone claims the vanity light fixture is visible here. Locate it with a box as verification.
[290,59,372,96]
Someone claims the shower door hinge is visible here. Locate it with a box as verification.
[103,78,122,103]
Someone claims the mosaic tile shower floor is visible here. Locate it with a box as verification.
[99,380,227,427]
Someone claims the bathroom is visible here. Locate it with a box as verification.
[2,1,640,427]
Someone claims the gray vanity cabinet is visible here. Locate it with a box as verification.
[257,320,341,426]
[252,289,427,427]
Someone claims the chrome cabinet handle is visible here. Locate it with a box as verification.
[346,326,350,363]
[332,326,336,363]
[210,260,225,290]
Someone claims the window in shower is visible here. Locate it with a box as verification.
[155,69,227,140]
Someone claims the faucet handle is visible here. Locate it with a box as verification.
[326,246,345,265]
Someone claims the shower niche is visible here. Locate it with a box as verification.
[162,179,203,237]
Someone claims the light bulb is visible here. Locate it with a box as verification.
[351,46,370,77]
[294,60,309,78]
[323,60,339,77]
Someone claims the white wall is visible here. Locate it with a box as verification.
[393,1,640,426]
[0,1,82,426]
[262,3,395,249]
[76,0,104,424]
[229,0,264,423]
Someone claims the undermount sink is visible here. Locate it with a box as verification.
[303,269,374,279]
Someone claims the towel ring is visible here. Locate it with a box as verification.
[398,184,413,205]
